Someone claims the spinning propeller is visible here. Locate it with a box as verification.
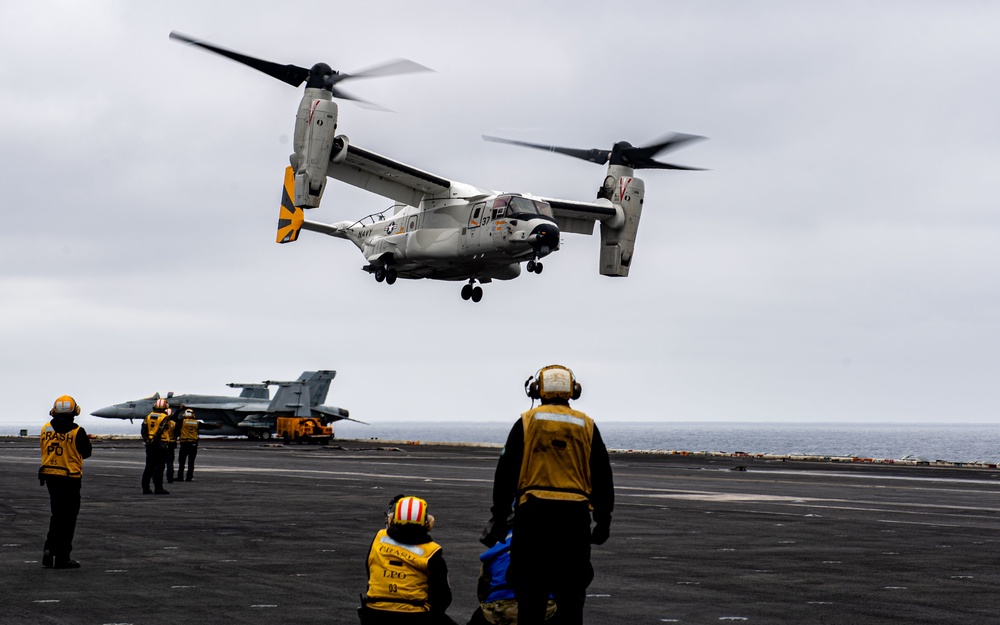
[169,31,431,107]
[482,133,705,170]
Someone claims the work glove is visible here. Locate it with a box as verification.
[480,518,508,547]
[590,522,610,545]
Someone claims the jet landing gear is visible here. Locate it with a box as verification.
[461,279,484,303]
[526,259,544,274]
[374,265,397,285]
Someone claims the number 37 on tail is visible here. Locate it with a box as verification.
[171,32,705,302]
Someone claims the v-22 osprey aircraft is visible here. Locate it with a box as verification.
[170,32,704,302]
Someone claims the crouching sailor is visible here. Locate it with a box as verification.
[359,495,458,625]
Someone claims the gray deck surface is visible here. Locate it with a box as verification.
[2,437,1000,624]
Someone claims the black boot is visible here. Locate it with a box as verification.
[42,550,53,568]
[53,559,81,569]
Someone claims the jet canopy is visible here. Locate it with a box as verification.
[494,195,554,221]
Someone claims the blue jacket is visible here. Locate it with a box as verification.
[480,532,514,603]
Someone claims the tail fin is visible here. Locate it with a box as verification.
[266,380,310,417]
[277,166,304,244]
[301,370,336,407]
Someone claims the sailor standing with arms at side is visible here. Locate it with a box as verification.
[141,398,171,494]
[486,365,614,625]
[176,408,208,481]
[39,395,93,569]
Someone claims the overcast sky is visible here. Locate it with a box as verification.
[2,1,999,433]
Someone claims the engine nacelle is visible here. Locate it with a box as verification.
[291,89,339,208]
[599,172,645,277]
[331,134,349,164]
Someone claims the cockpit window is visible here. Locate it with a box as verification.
[504,195,554,219]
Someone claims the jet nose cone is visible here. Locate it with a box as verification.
[91,405,128,419]
[528,223,560,254]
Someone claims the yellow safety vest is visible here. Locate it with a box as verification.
[365,529,441,613]
[144,412,170,443]
[180,418,199,443]
[160,418,176,443]
[517,405,595,506]
[39,422,84,478]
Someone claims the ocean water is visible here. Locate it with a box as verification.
[6,420,1000,464]
[331,421,1000,464]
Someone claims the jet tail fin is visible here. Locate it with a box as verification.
[301,370,336,407]
[265,370,339,417]
[267,380,311,417]
[276,166,305,244]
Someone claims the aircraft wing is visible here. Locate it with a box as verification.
[327,142,453,207]
[543,197,619,235]
[181,402,264,413]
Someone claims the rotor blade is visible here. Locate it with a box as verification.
[330,86,391,112]
[632,133,706,160]
[169,31,310,87]
[332,58,433,85]
[482,135,611,165]
[638,161,706,171]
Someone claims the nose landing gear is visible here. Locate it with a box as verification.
[526,259,544,274]
[461,279,484,303]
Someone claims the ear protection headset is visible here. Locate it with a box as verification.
[525,365,582,401]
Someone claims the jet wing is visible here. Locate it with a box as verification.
[327,143,452,207]
[181,402,264,413]
[543,197,619,235]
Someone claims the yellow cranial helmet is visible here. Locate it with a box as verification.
[527,365,582,401]
[50,395,80,416]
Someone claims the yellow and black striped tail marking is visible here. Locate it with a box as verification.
[276,166,304,244]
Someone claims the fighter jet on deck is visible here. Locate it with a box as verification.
[91,370,357,440]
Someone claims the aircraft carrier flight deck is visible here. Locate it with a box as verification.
[2,437,999,624]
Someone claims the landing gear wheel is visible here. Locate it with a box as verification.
[461,284,473,300]
[260,430,271,441]
[375,267,386,283]
[534,262,543,274]
[526,259,536,273]
[471,286,483,302]
[386,268,397,285]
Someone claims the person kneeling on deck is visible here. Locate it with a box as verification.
[467,527,557,625]
[359,495,458,625]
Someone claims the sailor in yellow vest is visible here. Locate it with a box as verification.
[359,495,458,625]
[39,395,93,569]
[141,398,172,494]
[162,409,181,483]
[176,408,202,481]
[486,365,615,625]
